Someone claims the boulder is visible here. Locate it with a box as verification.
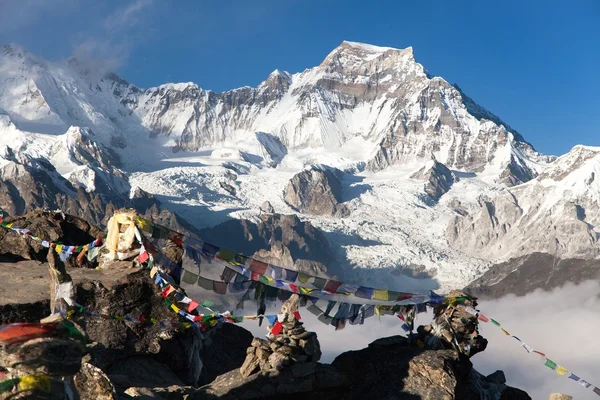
[284,166,350,217]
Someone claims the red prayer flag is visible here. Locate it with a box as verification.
[270,321,283,335]
[138,251,149,263]
[478,314,489,323]
[293,311,301,320]
[249,259,268,275]
[289,284,299,294]
[533,350,546,357]
[188,301,199,313]
[323,280,342,293]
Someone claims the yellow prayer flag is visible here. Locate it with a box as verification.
[150,318,158,324]
[373,289,389,301]
[298,273,310,283]
[171,304,180,313]
[501,328,511,336]
[19,375,51,392]
[55,244,63,253]
[150,266,158,279]
[182,322,191,328]
[115,316,125,321]
[5,223,13,228]
[136,216,152,232]
[556,366,568,376]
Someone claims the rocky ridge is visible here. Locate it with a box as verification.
[0,210,533,399]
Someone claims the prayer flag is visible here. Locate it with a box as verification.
[270,321,283,335]
[533,350,546,357]
[568,373,580,381]
[579,380,591,388]
[265,315,277,326]
[355,286,374,299]
[556,366,568,376]
[522,343,532,353]
[490,319,500,327]
[201,300,215,308]
[187,301,199,313]
[138,251,149,263]
[298,273,310,284]
[512,336,521,342]
[544,359,557,370]
[293,311,301,320]
[312,277,326,289]
[593,387,600,396]
[338,283,359,294]
[249,259,268,275]
[501,328,510,336]
[283,269,298,282]
[373,289,389,301]
[323,279,342,293]
[181,269,198,285]
[478,314,489,323]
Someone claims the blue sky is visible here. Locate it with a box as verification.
[1,0,598,155]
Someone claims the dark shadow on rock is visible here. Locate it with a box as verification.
[198,323,254,385]
[340,174,372,203]
[0,300,50,324]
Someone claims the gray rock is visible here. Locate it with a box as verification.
[260,201,275,214]
[291,362,317,378]
[240,354,260,378]
[410,159,455,200]
[74,362,118,400]
[267,351,289,371]
[284,165,349,217]
[486,370,506,384]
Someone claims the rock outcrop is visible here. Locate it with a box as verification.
[332,335,529,400]
[0,210,531,399]
[284,166,350,217]
[465,253,600,299]
[410,159,456,200]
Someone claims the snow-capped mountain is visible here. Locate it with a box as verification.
[0,41,596,292]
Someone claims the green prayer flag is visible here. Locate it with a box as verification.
[201,300,215,308]
[0,377,19,394]
[544,359,557,370]
[490,319,501,326]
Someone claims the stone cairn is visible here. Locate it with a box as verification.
[240,294,321,378]
[415,290,488,357]
[0,252,87,399]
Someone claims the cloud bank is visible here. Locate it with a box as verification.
[241,280,600,399]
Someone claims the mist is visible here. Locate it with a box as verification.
[241,280,600,399]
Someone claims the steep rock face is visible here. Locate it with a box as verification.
[0,43,549,186]
[448,146,600,261]
[199,213,331,275]
[410,159,455,200]
[284,166,349,217]
[465,253,600,299]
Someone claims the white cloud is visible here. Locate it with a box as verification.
[70,0,153,73]
[240,280,600,399]
[473,280,600,400]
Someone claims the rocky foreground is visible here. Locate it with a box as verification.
[0,211,532,399]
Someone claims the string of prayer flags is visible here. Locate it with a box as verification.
[0,217,103,260]
[478,311,600,396]
[134,217,446,307]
